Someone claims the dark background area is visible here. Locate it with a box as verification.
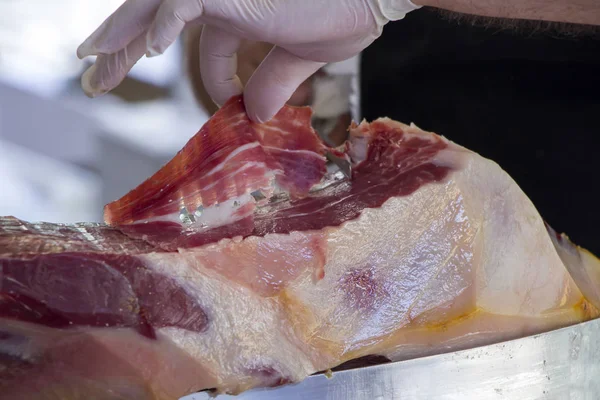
[361,9,600,255]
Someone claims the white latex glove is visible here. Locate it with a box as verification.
[77,0,421,122]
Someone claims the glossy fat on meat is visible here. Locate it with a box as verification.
[1,110,600,399]
[149,123,597,387]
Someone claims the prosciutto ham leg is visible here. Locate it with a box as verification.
[1,96,599,399]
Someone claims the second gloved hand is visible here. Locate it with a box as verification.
[77,0,421,123]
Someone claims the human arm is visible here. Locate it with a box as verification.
[77,0,599,124]
[416,0,600,26]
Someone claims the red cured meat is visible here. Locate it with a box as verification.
[250,120,451,235]
[104,95,327,226]
[0,219,208,340]
[109,105,451,251]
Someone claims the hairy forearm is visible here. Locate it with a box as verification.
[417,0,600,26]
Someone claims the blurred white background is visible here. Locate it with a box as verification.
[0,0,210,223]
[0,0,359,225]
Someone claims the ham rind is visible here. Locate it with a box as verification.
[104,95,327,251]
[1,112,600,399]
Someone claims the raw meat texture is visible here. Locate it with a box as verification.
[1,104,600,400]
[104,95,327,251]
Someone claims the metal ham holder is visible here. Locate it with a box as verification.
[186,318,600,400]
[186,56,600,400]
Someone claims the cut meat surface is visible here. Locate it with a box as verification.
[109,98,454,251]
[104,96,327,251]
[1,99,599,400]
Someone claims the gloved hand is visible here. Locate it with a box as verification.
[77,0,421,122]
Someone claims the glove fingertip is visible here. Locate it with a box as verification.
[77,42,96,59]
[243,91,276,124]
[145,31,167,58]
[81,63,111,98]
[81,65,99,97]
[145,48,161,58]
[243,47,324,124]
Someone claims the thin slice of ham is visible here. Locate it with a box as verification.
[1,98,599,399]
[104,96,327,251]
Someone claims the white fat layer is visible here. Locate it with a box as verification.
[192,193,255,228]
[137,146,587,389]
[201,162,272,192]
[283,151,583,355]
[135,193,255,230]
[203,142,262,178]
[262,146,327,160]
[431,147,469,170]
[140,253,316,388]
[286,180,479,350]
[256,122,306,139]
[453,153,581,316]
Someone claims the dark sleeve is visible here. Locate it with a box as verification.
[360,9,600,254]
